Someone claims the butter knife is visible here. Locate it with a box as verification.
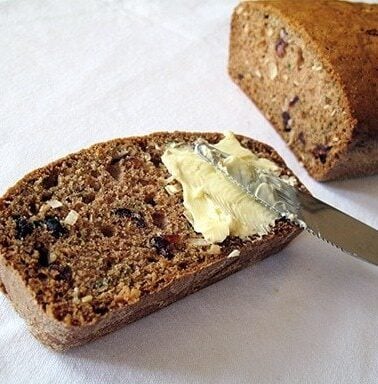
[194,140,378,265]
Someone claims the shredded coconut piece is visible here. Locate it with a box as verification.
[165,184,181,195]
[227,250,241,258]
[64,210,79,226]
[73,287,80,304]
[46,199,63,209]
[49,252,58,263]
[81,295,93,303]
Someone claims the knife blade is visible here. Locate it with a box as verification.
[296,191,378,264]
[194,140,378,265]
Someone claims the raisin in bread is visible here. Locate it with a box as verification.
[229,0,378,181]
[0,132,301,350]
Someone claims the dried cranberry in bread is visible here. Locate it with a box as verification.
[229,0,378,181]
[0,132,301,350]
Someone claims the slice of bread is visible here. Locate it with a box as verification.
[229,0,378,181]
[0,132,301,350]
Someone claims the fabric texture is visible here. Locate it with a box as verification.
[0,1,377,383]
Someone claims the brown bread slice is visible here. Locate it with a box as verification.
[229,0,378,181]
[0,132,301,350]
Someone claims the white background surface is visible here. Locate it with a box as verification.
[0,1,377,383]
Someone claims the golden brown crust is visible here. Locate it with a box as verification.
[229,0,378,181]
[0,131,301,350]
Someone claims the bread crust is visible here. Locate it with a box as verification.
[0,132,301,350]
[229,0,378,180]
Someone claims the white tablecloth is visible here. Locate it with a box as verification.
[0,1,377,383]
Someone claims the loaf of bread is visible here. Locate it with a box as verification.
[229,0,378,181]
[0,132,301,350]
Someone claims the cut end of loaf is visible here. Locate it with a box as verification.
[229,1,378,181]
[0,132,301,350]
